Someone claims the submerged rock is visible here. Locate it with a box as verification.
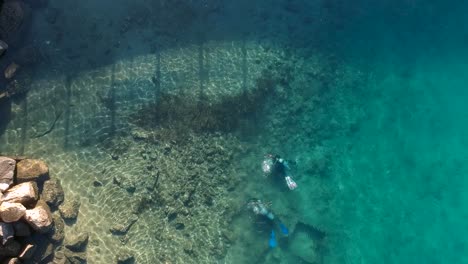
[116,250,135,264]
[2,181,39,206]
[0,202,26,222]
[0,157,15,192]
[4,62,19,79]
[59,197,80,220]
[65,232,89,252]
[41,179,64,209]
[24,200,53,233]
[48,212,65,244]
[16,159,49,184]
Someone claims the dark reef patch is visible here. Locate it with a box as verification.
[131,65,294,142]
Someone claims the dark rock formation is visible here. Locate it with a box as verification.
[41,179,65,209]
[12,221,30,237]
[0,239,21,257]
[48,212,65,244]
[0,0,31,45]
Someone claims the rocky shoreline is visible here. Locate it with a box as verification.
[0,157,88,263]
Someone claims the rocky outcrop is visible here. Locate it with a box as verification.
[0,157,15,192]
[24,200,53,233]
[0,157,79,261]
[0,202,26,222]
[2,181,38,206]
[41,179,64,209]
[16,159,49,184]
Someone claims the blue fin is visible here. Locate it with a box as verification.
[279,223,289,235]
[269,230,277,248]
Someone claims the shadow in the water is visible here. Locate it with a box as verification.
[63,75,72,150]
[0,99,11,139]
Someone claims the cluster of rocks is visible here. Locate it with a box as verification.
[0,157,85,263]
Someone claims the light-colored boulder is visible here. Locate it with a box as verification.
[24,200,53,233]
[16,159,49,183]
[0,202,26,222]
[0,222,14,245]
[41,179,64,208]
[2,181,39,205]
[0,157,15,192]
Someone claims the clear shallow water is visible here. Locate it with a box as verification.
[1,0,468,263]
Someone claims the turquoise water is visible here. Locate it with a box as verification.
[1,0,468,263]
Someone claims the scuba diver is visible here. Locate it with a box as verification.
[247,199,289,248]
[262,154,298,190]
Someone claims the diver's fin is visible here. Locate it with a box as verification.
[279,223,289,235]
[269,230,277,248]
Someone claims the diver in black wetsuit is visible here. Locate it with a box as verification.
[246,199,289,248]
[262,154,298,190]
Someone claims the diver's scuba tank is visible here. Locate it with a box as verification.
[248,200,274,220]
